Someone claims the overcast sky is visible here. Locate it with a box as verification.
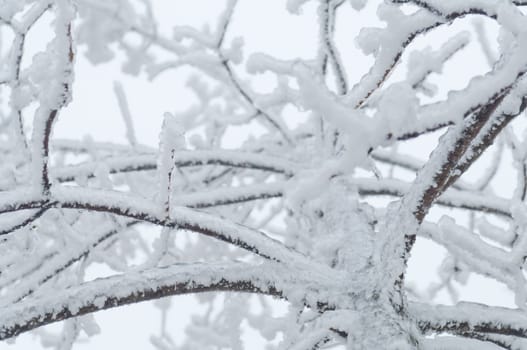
[0,0,519,349]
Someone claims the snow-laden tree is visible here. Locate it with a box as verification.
[3,0,527,349]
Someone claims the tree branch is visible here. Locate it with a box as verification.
[52,150,298,183]
[412,302,527,339]
[0,262,284,340]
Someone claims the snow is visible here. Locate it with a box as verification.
[286,0,311,15]
[347,5,440,107]
[349,0,367,11]
[113,81,138,147]
[51,150,298,182]
[411,301,527,335]
[406,31,470,94]
[157,112,185,216]
[0,260,344,341]
[421,336,502,350]
[3,0,527,348]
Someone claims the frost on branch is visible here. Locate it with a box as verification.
[4,0,527,349]
[157,112,185,218]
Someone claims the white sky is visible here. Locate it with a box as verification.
[0,0,521,349]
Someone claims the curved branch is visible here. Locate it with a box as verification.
[30,8,74,195]
[347,8,442,107]
[349,0,523,108]
[393,0,527,20]
[0,187,312,265]
[51,150,298,182]
[411,302,527,339]
[0,262,284,340]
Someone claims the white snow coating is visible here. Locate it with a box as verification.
[113,81,138,147]
[157,112,185,216]
[3,0,527,349]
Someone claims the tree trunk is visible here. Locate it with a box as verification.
[293,183,419,349]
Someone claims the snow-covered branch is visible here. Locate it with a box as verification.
[3,0,527,348]
[0,262,283,340]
